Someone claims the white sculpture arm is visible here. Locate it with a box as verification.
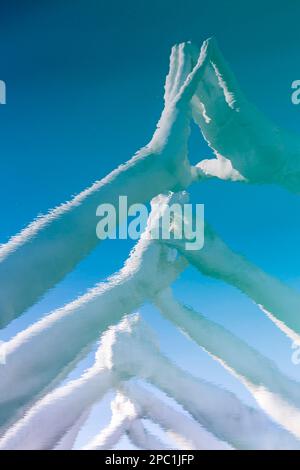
[0,197,187,432]
[96,314,300,450]
[164,207,300,342]
[82,392,140,450]
[4,314,299,450]
[54,408,91,450]
[0,41,208,328]
[156,288,300,440]
[0,368,113,450]
[83,392,166,450]
[127,419,168,450]
[123,381,232,450]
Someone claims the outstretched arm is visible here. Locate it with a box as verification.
[156,288,300,440]
[0,41,207,328]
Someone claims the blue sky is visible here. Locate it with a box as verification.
[1,0,300,447]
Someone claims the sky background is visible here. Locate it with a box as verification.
[1,0,300,448]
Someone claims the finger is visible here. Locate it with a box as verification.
[175,38,211,107]
[191,38,245,130]
[209,37,245,109]
[164,44,179,104]
[171,42,194,99]
[165,42,195,105]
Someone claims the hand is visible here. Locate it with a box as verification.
[191,38,300,192]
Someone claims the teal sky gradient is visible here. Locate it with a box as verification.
[1,0,300,448]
